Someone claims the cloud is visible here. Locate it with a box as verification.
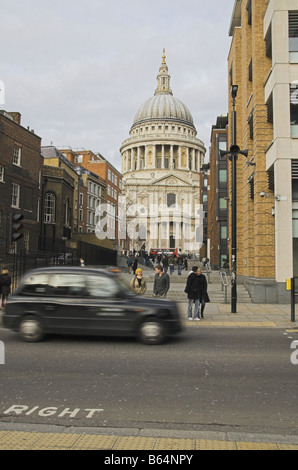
[1,0,234,169]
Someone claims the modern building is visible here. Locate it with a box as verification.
[120,50,206,254]
[227,0,298,302]
[0,110,43,255]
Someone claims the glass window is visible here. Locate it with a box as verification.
[13,145,21,166]
[19,273,49,296]
[167,193,176,207]
[289,11,298,61]
[44,192,56,223]
[218,140,227,151]
[47,274,86,297]
[11,183,20,208]
[220,225,227,240]
[219,169,227,183]
[85,275,119,298]
[290,84,298,137]
[219,198,228,210]
[0,165,4,182]
[293,209,298,237]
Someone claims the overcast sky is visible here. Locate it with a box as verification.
[1,0,234,170]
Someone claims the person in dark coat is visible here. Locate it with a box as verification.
[0,268,11,308]
[153,264,170,297]
[132,258,138,275]
[184,266,208,320]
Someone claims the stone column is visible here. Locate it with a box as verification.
[137,146,141,170]
[170,145,174,169]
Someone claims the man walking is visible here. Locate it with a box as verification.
[153,264,170,297]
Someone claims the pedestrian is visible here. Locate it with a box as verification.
[177,256,183,275]
[184,266,208,320]
[0,267,12,308]
[126,257,133,273]
[153,264,170,297]
[132,258,138,275]
[79,258,85,267]
[130,268,147,295]
[169,257,175,275]
[162,255,169,273]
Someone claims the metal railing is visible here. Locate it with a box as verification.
[219,270,230,304]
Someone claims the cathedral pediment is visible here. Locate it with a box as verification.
[152,173,195,187]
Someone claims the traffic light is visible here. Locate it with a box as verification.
[11,213,24,242]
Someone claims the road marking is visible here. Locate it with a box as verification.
[3,405,103,418]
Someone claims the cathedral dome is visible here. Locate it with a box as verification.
[130,49,195,131]
[132,94,195,129]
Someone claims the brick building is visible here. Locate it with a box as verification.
[227,0,298,302]
[0,110,43,255]
[60,149,125,252]
[208,115,229,269]
[41,146,79,253]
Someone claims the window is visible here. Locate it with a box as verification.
[24,229,29,252]
[0,165,4,182]
[219,169,227,183]
[44,192,55,223]
[19,273,49,296]
[13,145,21,166]
[290,84,298,137]
[167,193,176,207]
[289,11,298,61]
[11,183,20,208]
[248,112,254,140]
[85,274,118,298]
[220,225,227,240]
[219,198,227,210]
[47,274,86,297]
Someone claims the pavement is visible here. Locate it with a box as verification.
[0,266,297,450]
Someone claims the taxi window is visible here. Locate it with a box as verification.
[47,273,87,297]
[19,273,49,296]
[85,274,119,298]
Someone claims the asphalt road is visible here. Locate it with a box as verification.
[0,326,297,436]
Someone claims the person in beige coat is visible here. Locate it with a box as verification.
[130,268,147,295]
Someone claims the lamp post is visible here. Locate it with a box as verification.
[230,85,238,314]
[220,85,248,313]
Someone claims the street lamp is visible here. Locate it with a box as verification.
[220,85,248,313]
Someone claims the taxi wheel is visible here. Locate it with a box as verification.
[19,315,44,342]
[137,318,166,345]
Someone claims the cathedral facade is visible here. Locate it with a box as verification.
[120,51,206,254]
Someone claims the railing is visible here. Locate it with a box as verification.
[219,270,230,304]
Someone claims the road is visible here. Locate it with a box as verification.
[0,326,297,437]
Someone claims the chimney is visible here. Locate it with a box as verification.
[8,112,21,125]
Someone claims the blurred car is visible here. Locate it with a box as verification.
[2,267,183,345]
